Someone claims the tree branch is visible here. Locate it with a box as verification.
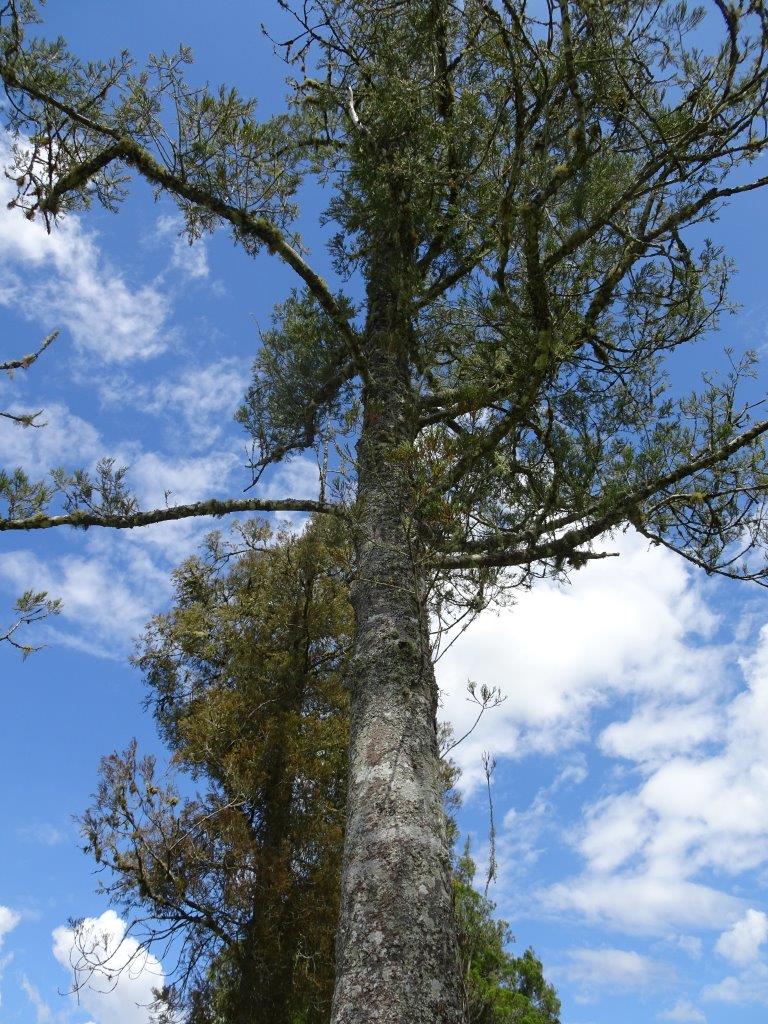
[432,415,768,571]
[0,65,367,378]
[0,329,59,372]
[0,496,342,532]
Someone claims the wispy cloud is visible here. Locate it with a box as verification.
[0,907,21,1008]
[155,213,210,280]
[15,823,66,847]
[659,999,706,1022]
[98,357,250,452]
[563,946,673,995]
[19,975,53,1024]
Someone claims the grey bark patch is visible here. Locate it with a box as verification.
[331,306,465,1024]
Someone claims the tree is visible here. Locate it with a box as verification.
[83,518,350,1024]
[453,850,560,1024]
[79,517,558,1024]
[3,3,768,1020]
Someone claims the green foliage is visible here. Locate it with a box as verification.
[0,458,138,525]
[53,457,138,518]
[0,465,52,519]
[236,290,359,478]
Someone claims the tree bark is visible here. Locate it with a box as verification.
[330,268,466,1024]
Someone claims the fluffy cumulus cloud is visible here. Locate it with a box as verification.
[0,136,172,363]
[703,961,768,1006]
[542,622,768,936]
[0,906,21,949]
[435,525,768,984]
[659,999,707,1022]
[437,530,724,789]
[52,910,166,1024]
[715,909,768,966]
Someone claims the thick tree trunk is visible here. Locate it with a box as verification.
[330,275,466,1024]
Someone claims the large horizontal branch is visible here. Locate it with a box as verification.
[0,496,342,532]
[0,65,366,378]
[432,415,768,571]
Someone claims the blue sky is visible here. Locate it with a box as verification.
[1,3,768,1023]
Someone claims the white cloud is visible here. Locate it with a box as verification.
[0,387,248,652]
[659,999,706,1022]
[437,530,725,790]
[0,907,21,1007]
[0,402,102,476]
[0,394,249,655]
[715,909,768,966]
[99,357,249,451]
[543,874,741,935]
[129,449,239,508]
[703,962,768,1006]
[265,455,321,503]
[599,702,720,765]
[564,946,672,992]
[52,910,166,1024]
[0,548,163,654]
[156,214,209,280]
[0,136,173,363]
[20,975,53,1024]
[260,455,322,532]
[541,620,768,934]
[0,392,241,511]
[677,935,703,959]
[16,822,66,846]
[0,907,20,948]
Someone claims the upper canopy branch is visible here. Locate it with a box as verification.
[0,62,367,379]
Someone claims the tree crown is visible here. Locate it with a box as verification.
[2,1,768,602]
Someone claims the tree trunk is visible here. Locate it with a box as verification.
[330,271,466,1024]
